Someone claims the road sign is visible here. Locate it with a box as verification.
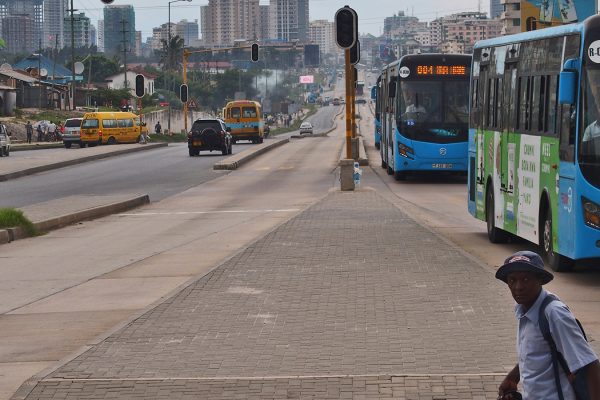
[187,99,198,109]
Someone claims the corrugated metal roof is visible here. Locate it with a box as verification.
[0,69,37,83]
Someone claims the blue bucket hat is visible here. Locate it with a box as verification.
[495,251,554,285]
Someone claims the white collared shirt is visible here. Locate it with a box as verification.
[515,289,597,399]
[583,120,600,141]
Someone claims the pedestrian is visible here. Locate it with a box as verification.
[47,121,57,142]
[25,121,33,144]
[155,121,162,135]
[496,250,600,400]
[36,123,43,142]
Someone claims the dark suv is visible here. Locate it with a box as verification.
[187,118,232,157]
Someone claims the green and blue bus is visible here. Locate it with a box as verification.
[468,15,600,271]
[371,77,381,150]
[380,54,471,180]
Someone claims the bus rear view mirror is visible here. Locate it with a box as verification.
[559,70,576,105]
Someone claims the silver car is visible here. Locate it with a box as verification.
[299,121,313,135]
[62,118,84,148]
[0,123,10,157]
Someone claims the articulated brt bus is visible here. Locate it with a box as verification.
[468,14,600,271]
[371,76,382,149]
[380,53,471,180]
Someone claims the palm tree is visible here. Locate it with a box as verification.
[159,35,185,72]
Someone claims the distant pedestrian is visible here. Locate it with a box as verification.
[47,121,57,142]
[155,121,162,135]
[36,123,43,142]
[25,121,33,144]
[496,251,600,400]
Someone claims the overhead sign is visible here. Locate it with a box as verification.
[299,75,314,84]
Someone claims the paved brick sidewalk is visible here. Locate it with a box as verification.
[18,190,517,399]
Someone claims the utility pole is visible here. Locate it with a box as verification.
[68,0,76,110]
[38,37,42,109]
[120,18,129,91]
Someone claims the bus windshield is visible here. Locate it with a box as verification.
[580,68,600,188]
[397,81,469,143]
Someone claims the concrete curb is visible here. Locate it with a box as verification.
[0,143,168,182]
[0,194,150,245]
[213,138,289,170]
[11,143,64,151]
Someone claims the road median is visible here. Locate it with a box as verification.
[0,194,150,245]
[213,138,289,170]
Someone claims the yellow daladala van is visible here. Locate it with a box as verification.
[80,112,147,146]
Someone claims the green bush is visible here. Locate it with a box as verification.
[0,208,37,236]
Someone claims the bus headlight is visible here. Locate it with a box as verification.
[398,142,414,159]
[582,196,600,230]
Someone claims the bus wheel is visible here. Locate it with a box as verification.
[189,148,194,157]
[486,186,509,243]
[79,141,86,148]
[387,165,393,175]
[107,137,116,145]
[540,206,574,272]
[394,171,407,181]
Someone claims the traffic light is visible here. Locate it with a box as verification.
[100,0,114,3]
[134,74,145,98]
[180,83,188,103]
[251,43,259,62]
[350,40,360,65]
[335,6,357,49]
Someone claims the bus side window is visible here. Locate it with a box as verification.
[559,103,575,162]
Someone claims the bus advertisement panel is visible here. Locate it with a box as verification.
[468,15,600,271]
[521,0,596,32]
[379,53,471,181]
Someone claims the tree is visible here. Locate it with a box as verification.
[158,35,185,72]
[76,54,120,83]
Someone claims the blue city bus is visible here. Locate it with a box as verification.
[371,77,381,149]
[468,15,600,271]
[379,54,471,180]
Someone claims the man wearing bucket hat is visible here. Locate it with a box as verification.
[496,251,600,400]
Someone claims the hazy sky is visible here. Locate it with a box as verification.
[74,0,484,40]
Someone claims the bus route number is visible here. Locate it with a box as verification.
[588,40,600,63]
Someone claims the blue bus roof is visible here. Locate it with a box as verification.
[473,15,597,49]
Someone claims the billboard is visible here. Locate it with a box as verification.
[299,75,314,84]
[522,0,596,31]
[304,44,320,67]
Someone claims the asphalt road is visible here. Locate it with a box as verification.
[0,105,339,209]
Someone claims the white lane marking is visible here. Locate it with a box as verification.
[118,209,300,216]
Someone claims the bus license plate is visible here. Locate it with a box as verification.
[432,163,453,169]
[193,140,202,146]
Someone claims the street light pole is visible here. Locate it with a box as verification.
[167,0,192,135]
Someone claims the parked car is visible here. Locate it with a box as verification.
[355,98,367,104]
[188,118,232,156]
[0,123,10,156]
[299,121,313,135]
[62,118,84,148]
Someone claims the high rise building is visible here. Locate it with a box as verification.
[175,19,199,46]
[308,20,335,55]
[103,4,135,55]
[0,0,44,51]
[269,0,309,42]
[201,0,260,46]
[2,14,37,54]
[489,0,503,18]
[43,0,66,49]
[97,19,104,52]
[63,12,91,48]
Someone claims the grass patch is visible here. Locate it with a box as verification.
[0,208,37,236]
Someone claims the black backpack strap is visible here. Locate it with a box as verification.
[539,294,569,400]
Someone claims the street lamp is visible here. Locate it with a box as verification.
[167,0,192,135]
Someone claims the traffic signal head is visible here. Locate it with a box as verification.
[350,40,360,65]
[180,83,188,103]
[335,6,357,49]
[134,74,145,98]
[251,43,259,62]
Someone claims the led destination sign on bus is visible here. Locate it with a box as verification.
[416,65,467,75]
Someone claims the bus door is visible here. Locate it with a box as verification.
[502,62,518,228]
[386,76,397,170]
[380,70,390,165]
